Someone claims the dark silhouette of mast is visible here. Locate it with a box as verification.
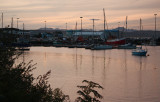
[11,17,13,34]
[2,13,3,28]
[126,16,128,32]
[103,8,109,41]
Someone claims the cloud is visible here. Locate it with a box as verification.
[0,0,159,30]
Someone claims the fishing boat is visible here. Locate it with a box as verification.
[105,38,126,45]
[132,47,147,56]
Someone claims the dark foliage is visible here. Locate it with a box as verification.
[76,80,103,102]
[0,36,66,102]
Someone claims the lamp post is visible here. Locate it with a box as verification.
[17,18,19,29]
[80,17,83,36]
[154,14,157,40]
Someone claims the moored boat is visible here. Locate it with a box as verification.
[105,38,126,45]
[118,43,136,49]
[132,47,147,56]
[91,45,112,50]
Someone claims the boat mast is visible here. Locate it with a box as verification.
[75,21,77,42]
[103,8,106,41]
[103,8,106,32]
[2,13,3,29]
[11,17,13,34]
[140,18,142,46]
[126,16,127,32]
[140,18,142,31]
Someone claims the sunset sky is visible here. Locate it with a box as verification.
[0,0,160,30]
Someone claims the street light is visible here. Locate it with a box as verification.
[154,14,157,40]
[80,17,83,36]
[17,18,19,29]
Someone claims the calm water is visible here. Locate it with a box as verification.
[18,46,160,102]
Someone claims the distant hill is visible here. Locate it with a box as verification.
[113,27,137,32]
[37,28,54,30]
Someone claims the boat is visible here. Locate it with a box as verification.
[132,18,148,56]
[105,38,126,45]
[90,9,112,50]
[132,47,147,56]
[53,41,63,47]
[91,45,112,50]
[118,43,136,49]
[85,44,94,49]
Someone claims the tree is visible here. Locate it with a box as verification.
[0,41,67,102]
[76,80,104,102]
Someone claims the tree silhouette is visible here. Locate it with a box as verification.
[76,80,104,102]
[0,35,67,102]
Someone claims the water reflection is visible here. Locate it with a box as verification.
[17,47,160,102]
[92,50,95,76]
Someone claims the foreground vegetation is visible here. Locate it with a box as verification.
[0,31,103,102]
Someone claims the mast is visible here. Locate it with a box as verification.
[103,8,106,41]
[140,18,142,46]
[126,16,128,31]
[11,17,13,34]
[75,21,77,31]
[23,23,24,35]
[44,21,46,33]
[2,13,3,28]
[75,22,77,42]
[80,17,83,36]
[154,14,157,41]
[103,8,106,32]
[140,18,142,31]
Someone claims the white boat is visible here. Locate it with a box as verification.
[91,45,112,50]
[132,47,147,56]
[132,18,148,56]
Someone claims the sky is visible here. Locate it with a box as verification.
[0,0,160,30]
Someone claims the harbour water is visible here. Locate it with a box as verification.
[17,46,160,102]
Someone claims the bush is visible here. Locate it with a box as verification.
[0,46,67,102]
